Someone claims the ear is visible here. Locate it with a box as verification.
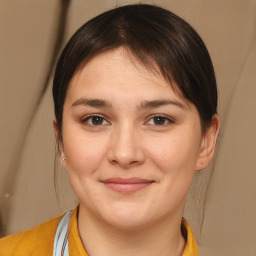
[196,114,220,171]
[53,119,67,168]
[53,119,59,142]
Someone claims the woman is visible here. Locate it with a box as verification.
[0,4,220,256]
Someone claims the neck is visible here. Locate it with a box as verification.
[77,205,186,256]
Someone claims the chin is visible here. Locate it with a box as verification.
[99,203,154,230]
[106,215,149,230]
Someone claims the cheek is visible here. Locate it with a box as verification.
[62,127,108,176]
[62,130,109,206]
[146,130,201,207]
[147,129,201,176]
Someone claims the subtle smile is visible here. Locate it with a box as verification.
[101,178,155,193]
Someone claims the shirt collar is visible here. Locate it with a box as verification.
[69,206,198,256]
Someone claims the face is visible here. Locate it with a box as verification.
[59,48,215,229]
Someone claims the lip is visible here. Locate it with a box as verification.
[101,178,154,193]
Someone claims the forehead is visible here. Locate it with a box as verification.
[71,49,161,85]
[67,48,186,104]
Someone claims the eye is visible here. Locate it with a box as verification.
[81,114,109,126]
[146,115,174,126]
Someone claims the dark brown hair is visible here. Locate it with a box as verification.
[53,4,217,140]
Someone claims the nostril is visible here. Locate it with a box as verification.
[107,130,146,167]
[130,160,140,166]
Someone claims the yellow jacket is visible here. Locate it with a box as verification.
[0,208,198,256]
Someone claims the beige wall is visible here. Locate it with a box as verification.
[0,0,255,255]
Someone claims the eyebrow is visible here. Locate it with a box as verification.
[137,99,186,111]
[72,98,185,110]
[72,98,113,108]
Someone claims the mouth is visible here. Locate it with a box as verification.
[101,178,155,194]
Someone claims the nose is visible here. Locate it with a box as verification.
[107,124,146,168]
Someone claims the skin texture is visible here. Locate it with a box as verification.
[54,48,220,256]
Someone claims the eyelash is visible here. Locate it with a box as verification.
[80,114,174,127]
[81,114,109,126]
[146,115,174,126]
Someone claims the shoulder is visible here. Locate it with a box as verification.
[0,214,63,256]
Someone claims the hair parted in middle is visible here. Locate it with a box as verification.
[53,4,217,141]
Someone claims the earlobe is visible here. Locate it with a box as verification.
[60,153,67,168]
[196,114,220,171]
[53,119,67,168]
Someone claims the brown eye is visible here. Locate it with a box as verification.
[91,116,104,125]
[147,115,174,126]
[153,116,166,125]
[82,115,109,126]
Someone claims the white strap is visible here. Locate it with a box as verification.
[53,211,73,256]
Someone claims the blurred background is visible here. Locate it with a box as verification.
[0,0,255,255]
